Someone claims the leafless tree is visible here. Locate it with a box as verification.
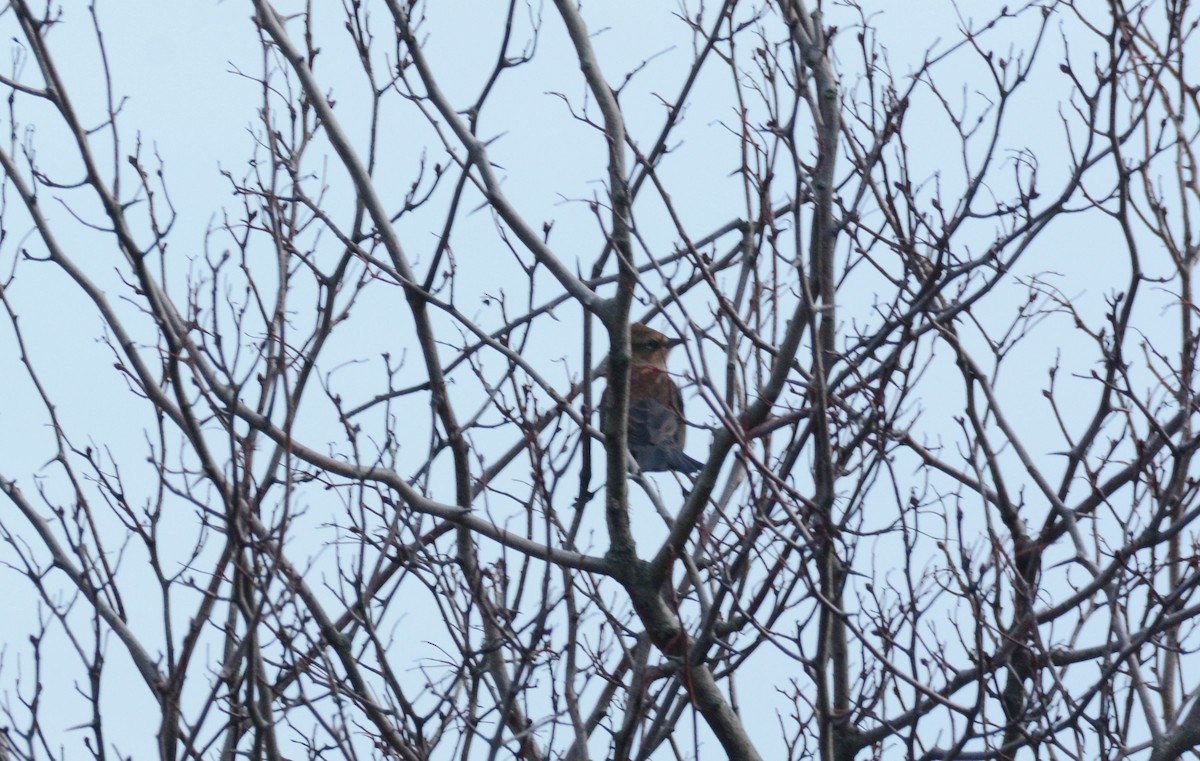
[0,0,1198,759]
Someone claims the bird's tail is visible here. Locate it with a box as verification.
[668,450,704,473]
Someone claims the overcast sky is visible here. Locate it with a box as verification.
[0,1,1177,757]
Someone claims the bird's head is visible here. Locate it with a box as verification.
[629,323,682,368]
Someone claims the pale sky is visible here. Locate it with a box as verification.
[0,1,1180,758]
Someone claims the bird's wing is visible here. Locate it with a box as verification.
[627,399,681,449]
[672,381,687,447]
[627,399,702,472]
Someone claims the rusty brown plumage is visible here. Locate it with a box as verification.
[600,323,703,473]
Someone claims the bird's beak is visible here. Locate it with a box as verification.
[664,336,684,349]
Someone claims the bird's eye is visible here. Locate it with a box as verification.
[647,341,661,349]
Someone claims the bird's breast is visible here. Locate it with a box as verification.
[628,366,677,403]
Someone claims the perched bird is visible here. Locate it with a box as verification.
[601,323,704,473]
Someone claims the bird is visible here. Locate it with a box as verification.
[600,323,704,473]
